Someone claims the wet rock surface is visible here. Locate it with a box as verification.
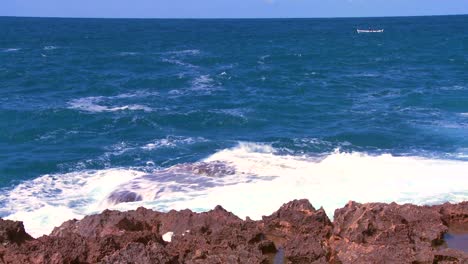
[0,200,467,263]
[105,161,240,206]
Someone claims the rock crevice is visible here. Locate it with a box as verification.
[0,200,467,263]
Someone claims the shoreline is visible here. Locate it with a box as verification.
[1,199,467,263]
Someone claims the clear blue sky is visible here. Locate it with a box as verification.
[2,0,468,18]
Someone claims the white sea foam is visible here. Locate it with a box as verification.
[2,142,468,237]
[347,72,379,78]
[161,58,194,68]
[163,49,200,56]
[160,49,200,68]
[191,75,217,91]
[111,91,158,99]
[43,46,58,50]
[68,96,152,113]
[3,169,145,237]
[118,52,139,56]
[439,85,466,91]
[2,48,20,52]
[142,136,207,150]
[257,54,270,64]
[216,109,247,119]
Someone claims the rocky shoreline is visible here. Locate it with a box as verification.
[0,200,467,263]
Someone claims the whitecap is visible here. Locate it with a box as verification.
[161,58,194,68]
[159,49,200,68]
[118,52,139,56]
[43,46,58,50]
[257,54,270,64]
[439,85,466,91]
[2,48,20,52]
[142,136,207,150]
[68,95,152,113]
[216,109,247,120]
[347,72,379,78]
[111,91,158,99]
[163,49,200,56]
[191,75,215,90]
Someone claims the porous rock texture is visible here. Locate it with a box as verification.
[0,200,467,263]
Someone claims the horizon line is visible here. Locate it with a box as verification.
[1,13,467,20]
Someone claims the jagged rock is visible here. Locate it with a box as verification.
[101,242,174,264]
[438,201,468,232]
[0,200,467,264]
[262,199,333,263]
[329,201,467,263]
[0,219,32,246]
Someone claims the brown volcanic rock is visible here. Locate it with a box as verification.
[438,201,468,232]
[0,200,467,264]
[51,205,242,239]
[0,232,88,264]
[50,208,159,238]
[261,199,333,263]
[101,242,174,264]
[166,222,269,263]
[0,219,32,246]
[164,206,270,263]
[158,205,243,236]
[330,201,468,264]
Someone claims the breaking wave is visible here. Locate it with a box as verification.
[68,94,153,113]
[2,142,468,237]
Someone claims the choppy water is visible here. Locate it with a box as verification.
[1,16,468,237]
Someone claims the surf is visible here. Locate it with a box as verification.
[2,142,468,237]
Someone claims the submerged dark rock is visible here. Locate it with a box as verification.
[173,161,236,177]
[105,161,238,205]
[107,191,143,204]
[0,200,467,263]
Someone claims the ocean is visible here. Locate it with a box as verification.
[1,16,467,237]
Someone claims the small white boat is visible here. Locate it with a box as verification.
[357,29,384,33]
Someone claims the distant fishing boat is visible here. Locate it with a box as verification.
[357,29,384,33]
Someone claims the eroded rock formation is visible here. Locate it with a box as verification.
[0,200,467,263]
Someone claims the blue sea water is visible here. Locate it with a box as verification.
[1,16,468,236]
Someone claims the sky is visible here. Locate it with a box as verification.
[2,0,468,19]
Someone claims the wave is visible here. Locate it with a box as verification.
[2,142,468,237]
[2,169,145,237]
[68,95,153,113]
[162,49,200,56]
[257,54,270,65]
[439,85,466,91]
[346,72,379,78]
[142,136,208,150]
[161,58,195,68]
[2,48,20,52]
[118,52,139,56]
[168,75,221,97]
[191,75,215,90]
[43,46,58,50]
[160,49,200,68]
